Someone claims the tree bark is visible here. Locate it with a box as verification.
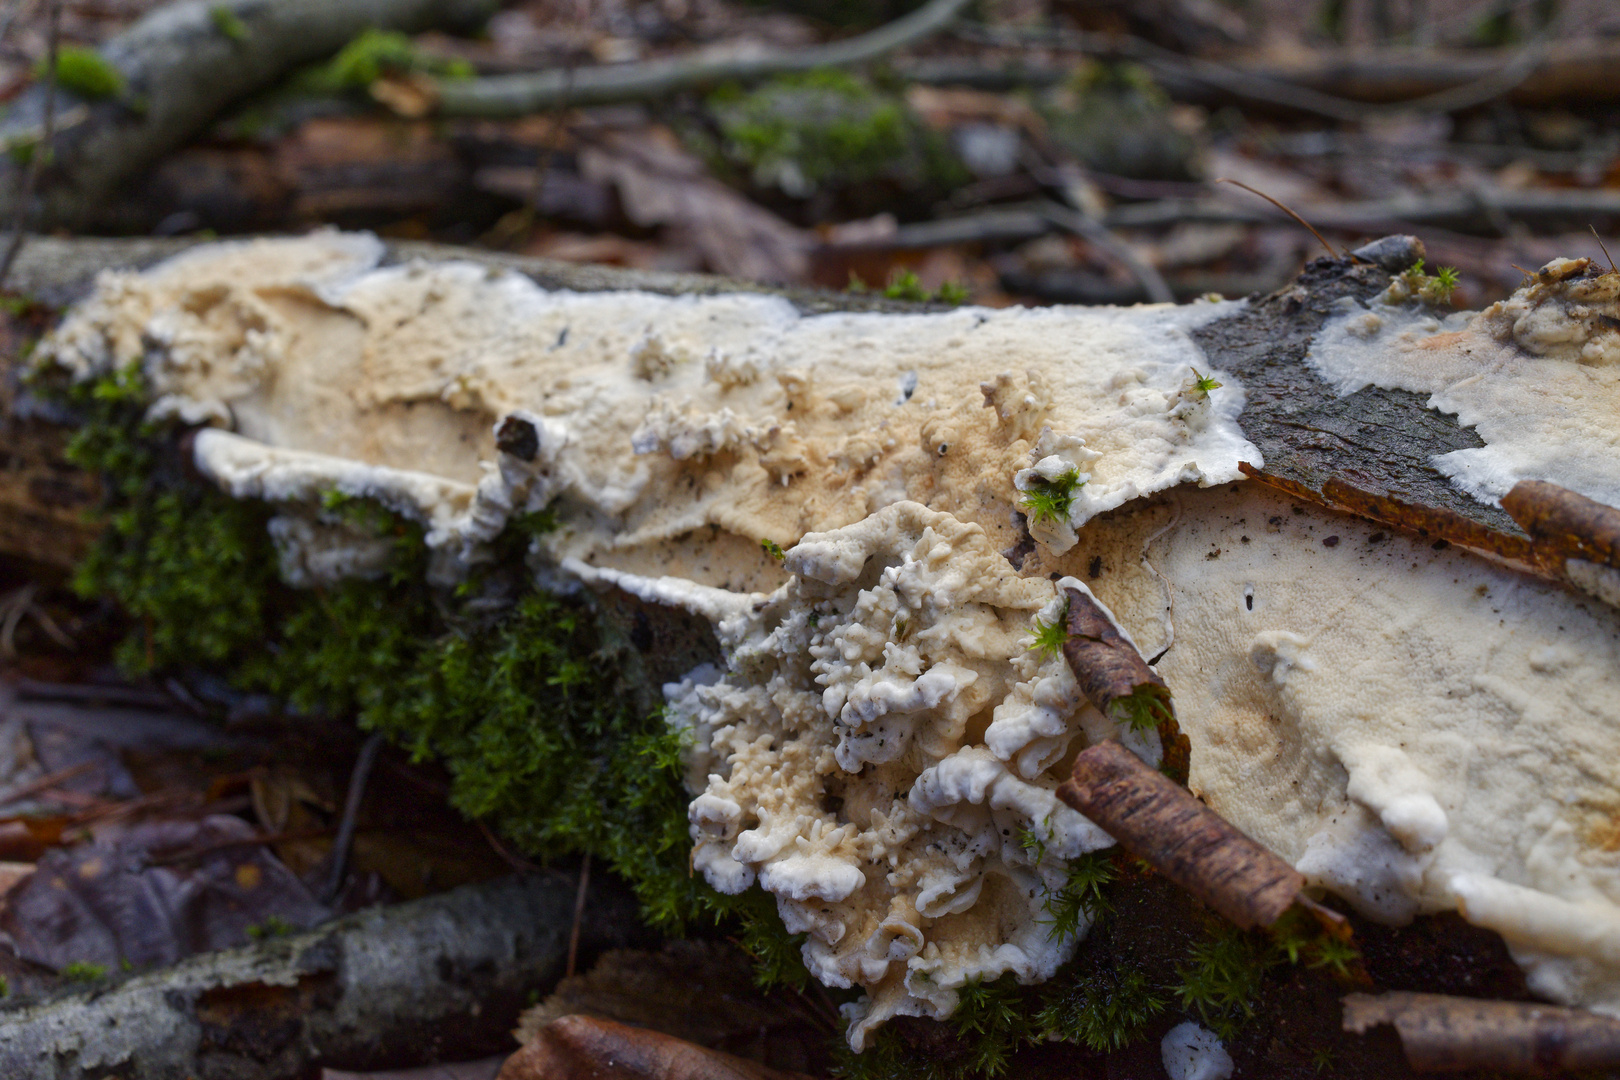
[0,870,649,1080]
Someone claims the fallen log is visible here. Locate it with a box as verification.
[0,870,648,1080]
[9,232,1620,1075]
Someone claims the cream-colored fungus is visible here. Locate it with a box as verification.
[1306,257,1620,509]
[34,233,1620,1045]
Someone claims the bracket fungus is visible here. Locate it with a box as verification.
[29,233,1620,1058]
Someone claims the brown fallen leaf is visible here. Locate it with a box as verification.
[578,127,809,284]
[1057,739,1303,929]
[499,1015,818,1080]
[1343,991,1620,1073]
[1060,586,1189,784]
[0,814,329,971]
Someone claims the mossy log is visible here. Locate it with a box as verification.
[5,234,1619,1079]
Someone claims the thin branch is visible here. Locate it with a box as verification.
[322,730,386,904]
[566,851,591,978]
[435,0,973,117]
[0,0,56,290]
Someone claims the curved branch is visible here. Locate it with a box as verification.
[433,0,973,118]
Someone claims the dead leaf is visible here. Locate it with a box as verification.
[500,1016,818,1080]
[578,127,809,283]
[0,814,329,971]
[371,73,441,119]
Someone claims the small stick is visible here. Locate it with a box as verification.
[1216,177,1339,260]
[322,731,385,905]
[0,760,94,805]
[1058,740,1303,929]
[566,850,591,978]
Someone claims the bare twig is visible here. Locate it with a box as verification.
[566,850,591,978]
[435,0,973,116]
[1041,202,1175,305]
[322,730,385,904]
[1592,225,1618,274]
[0,582,76,658]
[0,760,95,806]
[0,0,56,290]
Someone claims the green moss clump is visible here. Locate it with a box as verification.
[1018,468,1083,526]
[1043,62,1199,182]
[296,28,473,94]
[707,70,965,199]
[209,5,250,43]
[37,46,124,100]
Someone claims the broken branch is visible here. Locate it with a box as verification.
[1343,991,1620,1073]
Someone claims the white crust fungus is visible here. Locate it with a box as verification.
[37,232,1254,593]
[1161,1021,1234,1080]
[647,502,1134,1051]
[1145,484,1620,1018]
[1306,258,1620,508]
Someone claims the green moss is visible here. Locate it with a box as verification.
[209,5,249,43]
[1019,468,1083,527]
[707,70,965,199]
[1036,966,1168,1052]
[61,961,107,982]
[1027,607,1069,659]
[1108,684,1174,734]
[298,28,474,94]
[1040,850,1116,940]
[37,46,125,99]
[1174,926,1267,1039]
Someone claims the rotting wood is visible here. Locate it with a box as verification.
[1342,991,1620,1073]
[1059,586,1189,785]
[0,871,649,1080]
[499,1015,816,1080]
[1188,237,1552,580]
[1057,740,1303,930]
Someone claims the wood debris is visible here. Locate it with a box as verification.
[1343,991,1620,1073]
[499,1016,817,1080]
[1057,739,1303,929]
[1502,478,1620,574]
[1060,586,1190,784]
